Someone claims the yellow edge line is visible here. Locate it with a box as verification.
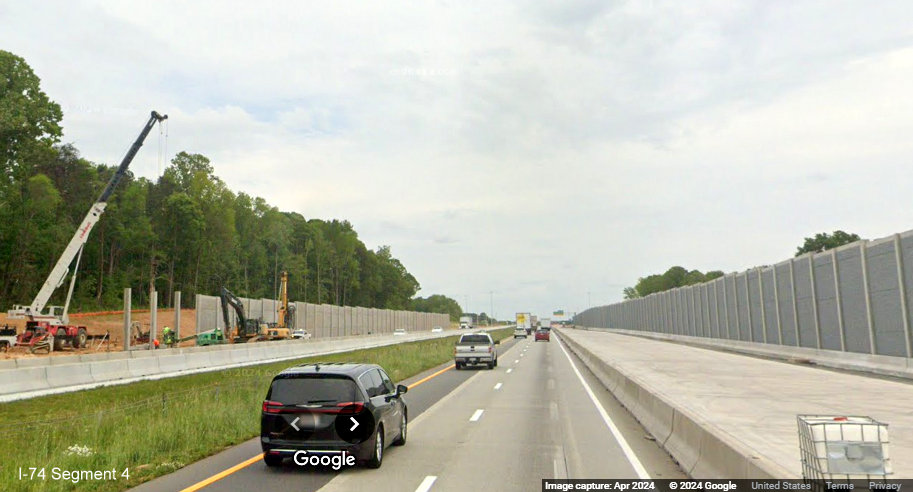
[407,363,454,390]
[179,454,262,492]
[179,362,455,491]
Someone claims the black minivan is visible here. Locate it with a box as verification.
[260,363,408,469]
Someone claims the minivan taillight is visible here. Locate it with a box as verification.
[335,402,365,414]
[262,400,283,414]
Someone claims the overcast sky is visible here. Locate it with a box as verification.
[4,1,913,319]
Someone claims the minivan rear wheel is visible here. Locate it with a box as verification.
[392,411,407,446]
[366,426,384,468]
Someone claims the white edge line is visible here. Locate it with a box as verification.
[469,409,484,422]
[415,475,438,492]
[555,334,651,479]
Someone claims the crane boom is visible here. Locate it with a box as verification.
[8,111,168,322]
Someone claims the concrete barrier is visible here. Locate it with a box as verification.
[206,350,231,367]
[127,357,160,378]
[89,360,131,383]
[557,328,789,479]
[4,367,50,394]
[0,327,508,401]
[184,353,212,370]
[157,354,188,372]
[664,409,703,473]
[15,357,51,368]
[228,349,251,364]
[46,363,94,388]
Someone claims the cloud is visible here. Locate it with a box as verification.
[4,1,913,317]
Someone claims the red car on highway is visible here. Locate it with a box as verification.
[535,329,550,342]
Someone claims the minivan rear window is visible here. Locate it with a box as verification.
[268,376,360,404]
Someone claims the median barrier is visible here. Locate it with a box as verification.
[78,352,129,363]
[664,409,703,473]
[15,357,51,368]
[46,363,94,388]
[207,350,231,367]
[157,354,189,372]
[228,349,251,364]
[5,367,49,394]
[89,359,131,383]
[126,356,160,378]
[636,385,674,445]
[184,352,212,370]
[1,330,484,401]
[557,327,788,479]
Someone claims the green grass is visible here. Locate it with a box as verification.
[0,328,512,491]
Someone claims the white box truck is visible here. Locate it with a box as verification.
[515,312,531,337]
[460,315,474,330]
[540,318,552,330]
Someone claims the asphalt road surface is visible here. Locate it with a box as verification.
[134,332,684,492]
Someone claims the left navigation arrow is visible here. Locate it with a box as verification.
[291,417,300,431]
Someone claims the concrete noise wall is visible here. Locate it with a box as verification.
[576,230,913,359]
[196,295,450,339]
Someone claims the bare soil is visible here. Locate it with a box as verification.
[0,309,198,359]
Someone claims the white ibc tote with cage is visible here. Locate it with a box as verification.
[797,415,891,481]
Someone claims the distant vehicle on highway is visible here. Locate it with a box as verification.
[291,328,311,340]
[0,325,17,352]
[261,363,408,469]
[459,315,473,330]
[393,328,407,336]
[513,326,527,338]
[431,326,443,333]
[535,329,550,342]
[540,318,552,330]
[516,312,531,335]
[454,332,499,369]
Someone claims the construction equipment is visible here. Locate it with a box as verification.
[220,286,260,342]
[161,326,225,348]
[219,286,290,342]
[262,271,295,339]
[276,271,295,330]
[8,111,168,352]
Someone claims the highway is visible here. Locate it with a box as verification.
[134,333,684,492]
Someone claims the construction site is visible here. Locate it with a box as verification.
[0,111,450,361]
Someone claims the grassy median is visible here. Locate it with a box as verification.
[0,328,512,491]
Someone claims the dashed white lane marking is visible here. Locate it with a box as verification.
[514,359,520,363]
[549,401,559,420]
[555,335,651,479]
[494,383,502,390]
[415,475,438,492]
[506,368,513,374]
[547,379,555,390]
[470,409,484,422]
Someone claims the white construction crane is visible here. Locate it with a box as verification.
[8,111,168,326]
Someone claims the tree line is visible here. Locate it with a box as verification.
[623,231,863,299]
[0,50,462,319]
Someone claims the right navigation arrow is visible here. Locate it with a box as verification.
[349,417,359,432]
